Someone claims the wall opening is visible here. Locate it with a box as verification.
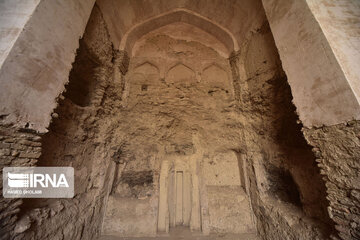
[266,165,302,207]
[274,74,332,225]
[63,42,100,107]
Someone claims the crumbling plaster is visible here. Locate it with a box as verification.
[101,22,256,237]
[229,22,334,239]
[0,1,359,239]
[2,0,359,133]
[9,6,123,239]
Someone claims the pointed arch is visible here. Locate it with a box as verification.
[166,62,195,84]
[166,62,195,75]
[119,8,239,57]
[202,63,230,88]
[202,62,227,73]
[131,61,160,85]
[134,61,159,75]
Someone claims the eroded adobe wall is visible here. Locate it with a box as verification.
[261,1,360,239]
[230,22,335,240]
[0,124,41,240]
[4,5,127,240]
[101,22,255,237]
[303,122,360,240]
[0,1,99,238]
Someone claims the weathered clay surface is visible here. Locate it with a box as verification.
[10,5,121,240]
[1,1,359,240]
[207,186,254,233]
[303,121,360,240]
[101,22,256,237]
[0,122,41,240]
[232,22,335,240]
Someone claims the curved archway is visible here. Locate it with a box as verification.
[119,8,239,57]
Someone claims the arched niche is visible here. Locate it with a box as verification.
[129,61,161,94]
[202,63,230,89]
[166,63,195,84]
[119,8,238,57]
[129,61,160,84]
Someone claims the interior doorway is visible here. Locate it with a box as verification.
[169,171,192,228]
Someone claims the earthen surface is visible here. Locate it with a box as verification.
[0,1,359,240]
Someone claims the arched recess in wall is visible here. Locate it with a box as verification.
[132,61,160,84]
[119,8,239,57]
[166,63,196,84]
[202,63,231,89]
[130,61,161,93]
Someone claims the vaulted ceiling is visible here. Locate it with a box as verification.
[97,0,267,52]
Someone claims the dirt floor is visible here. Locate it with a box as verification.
[99,227,259,240]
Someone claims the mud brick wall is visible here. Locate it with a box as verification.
[303,121,360,240]
[0,122,41,240]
